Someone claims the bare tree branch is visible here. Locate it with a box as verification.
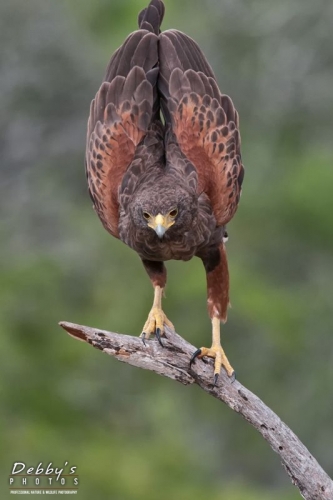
[59,321,333,500]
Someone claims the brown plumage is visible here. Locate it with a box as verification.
[85,0,244,382]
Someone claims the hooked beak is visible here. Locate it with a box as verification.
[148,213,174,239]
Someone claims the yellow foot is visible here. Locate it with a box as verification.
[140,307,174,346]
[190,345,235,385]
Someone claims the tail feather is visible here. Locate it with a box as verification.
[138,0,165,34]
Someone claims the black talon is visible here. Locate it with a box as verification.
[190,348,202,367]
[213,373,219,386]
[155,328,164,347]
[230,371,236,383]
[141,333,147,346]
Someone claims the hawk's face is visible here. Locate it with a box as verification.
[130,187,198,240]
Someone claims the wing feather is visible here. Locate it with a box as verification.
[86,27,160,237]
[159,30,244,226]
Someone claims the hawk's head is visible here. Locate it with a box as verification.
[130,185,197,239]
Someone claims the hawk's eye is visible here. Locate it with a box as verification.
[143,212,150,220]
[169,208,178,218]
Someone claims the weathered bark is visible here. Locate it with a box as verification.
[59,321,333,500]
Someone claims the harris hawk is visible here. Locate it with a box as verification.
[86,0,244,383]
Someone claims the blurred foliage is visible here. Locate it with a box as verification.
[1,0,333,498]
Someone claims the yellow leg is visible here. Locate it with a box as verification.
[190,317,235,384]
[140,286,174,345]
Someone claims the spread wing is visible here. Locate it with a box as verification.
[159,30,244,226]
[86,17,162,238]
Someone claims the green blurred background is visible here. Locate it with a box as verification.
[1,0,333,498]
